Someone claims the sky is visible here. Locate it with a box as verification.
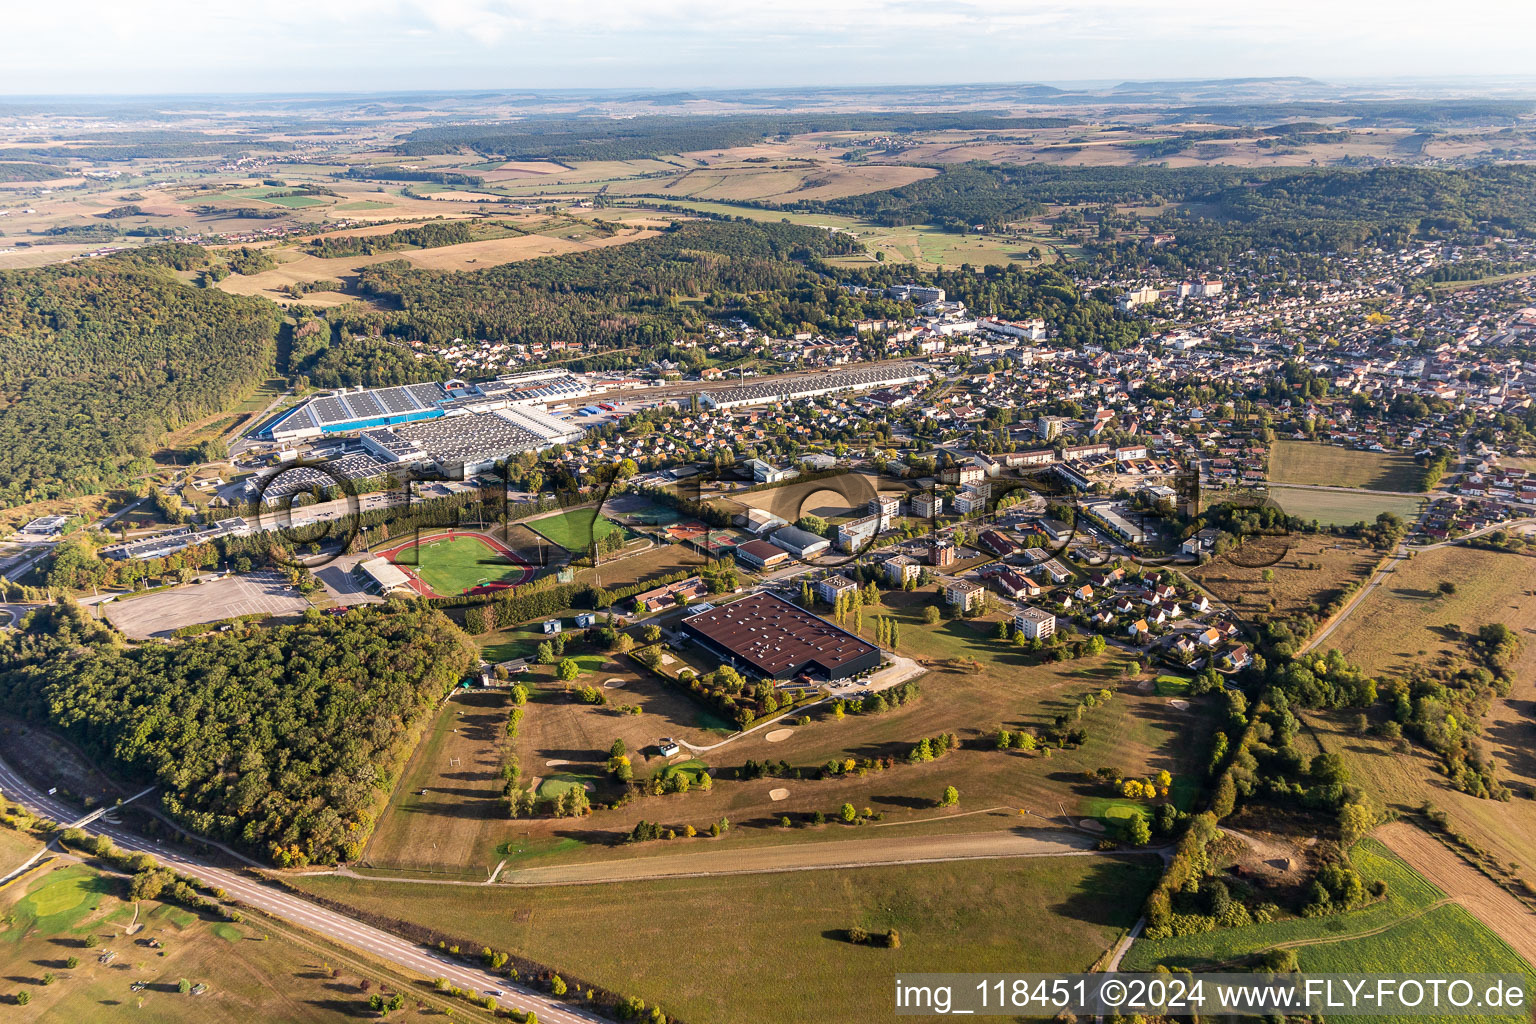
[5,0,1536,96]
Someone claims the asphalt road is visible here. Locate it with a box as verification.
[0,753,603,1024]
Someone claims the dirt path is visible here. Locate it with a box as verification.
[1377,822,1536,966]
[498,827,1110,886]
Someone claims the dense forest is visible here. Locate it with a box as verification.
[0,601,477,865]
[341,167,486,187]
[391,112,1075,162]
[0,245,282,507]
[338,219,899,346]
[0,161,72,181]
[305,219,480,258]
[287,319,454,389]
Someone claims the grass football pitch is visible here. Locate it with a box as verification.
[392,535,521,595]
[526,509,623,552]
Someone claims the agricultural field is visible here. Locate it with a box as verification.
[602,160,935,204]
[0,862,475,1023]
[1273,488,1426,527]
[1186,535,1381,627]
[524,508,625,552]
[1267,440,1424,492]
[613,196,1059,269]
[295,854,1160,1024]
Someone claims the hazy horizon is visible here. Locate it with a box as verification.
[5,0,1536,97]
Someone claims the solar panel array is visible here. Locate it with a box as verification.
[344,390,385,418]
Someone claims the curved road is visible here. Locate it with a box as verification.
[0,753,600,1024]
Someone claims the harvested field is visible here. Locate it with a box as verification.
[1326,546,1536,678]
[216,228,655,302]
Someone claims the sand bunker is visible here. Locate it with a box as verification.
[1136,680,1154,693]
[769,788,790,801]
[765,728,793,742]
[1169,699,1190,710]
[669,754,691,765]
[1078,819,1107,832]
[603,677,627,688]
[545,759,570,767]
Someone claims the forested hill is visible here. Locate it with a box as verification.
[389,112,1075,162]
[0,245,282,507]
[338,219,909,345]
[0,602,477,866]
[802,162,1536,251]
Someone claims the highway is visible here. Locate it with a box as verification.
[0,753,604,1024]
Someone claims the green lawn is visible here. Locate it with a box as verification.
[3,865,115,939]
[526,509,624,552]
[391,535,522,596]
[1274,488,1426,527]
[258,194,326,208]
[1154,674,1191,695]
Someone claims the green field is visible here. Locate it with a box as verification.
[1154,674,1191,695]
[1273,487,1426,527]
[334,200,391,210]
[1268,440,1425,492]
[293,854,1160,1024]
[390,534,522,595]
[258,194,326,208]
[525,508,623,552]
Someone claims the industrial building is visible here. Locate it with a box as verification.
[680,592,882,681]
[768,525,830,560]
[698,363,930,411]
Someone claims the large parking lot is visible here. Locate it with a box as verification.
[104,571,312,639]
